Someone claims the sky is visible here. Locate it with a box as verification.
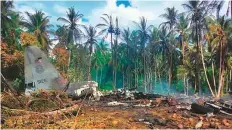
[13,0,230,47]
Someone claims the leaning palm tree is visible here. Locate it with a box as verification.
[206,15,232,97]
[82,25,99,81]
[182,0,212,94]
[160,6,179,88]
[21,10,54,54]
[133,16,153,92]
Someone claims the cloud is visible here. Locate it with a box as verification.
[88,0,157,29]
[53,4,67,15]
[14,2,50,21]
[86,0,184,43]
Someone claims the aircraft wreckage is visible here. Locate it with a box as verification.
[24,46,102,100]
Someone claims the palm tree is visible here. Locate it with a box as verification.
[92,42,108,85]
[117,43,128,89]
[57,7,83,45]
[182,0,211,94]
[1,1,23,48]
[182,0,218,94]
[113,17,120,89]
[1,1,14,38]
[130,30,141,89]
[121,28,131,89]
[160,7,179,32]
[54,25,68,45]
[176,14,190,63]
[21,10,54,53]
[82,25,99,81]
[133,16,153,92]
[57,7,83,71]
[97,14,116,90]
[160,6,179,88]
[206,16,232,97]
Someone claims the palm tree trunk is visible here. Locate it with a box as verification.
[96,67,98,82]
[168,53,172,89]
[217,40,225,98]
[183,75,186,95]
[200,42,215,97]
[230,69,232,91]
[181,34,185,64]
[158,72,162,87]
[150,69,153,93]
[186,78,189,96]
[143,51,146,92]
[226,69,229,93]
[111,32,115,90]
[135,60,138,89]
[68,50,71,71]
[100,67,103,85]
[212,62,217,94]
[123,72,125,89]
[195,19,201,95]
[88,53,92,81]
[114,37,118,90]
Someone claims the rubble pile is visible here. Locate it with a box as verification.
[1,88,232,129]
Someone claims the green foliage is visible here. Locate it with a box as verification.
[2,0,232,97]
[68,68,84,82]
[13,78,22,90]
[12,77,25,92]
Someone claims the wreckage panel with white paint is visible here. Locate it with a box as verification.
[24,46,101,99]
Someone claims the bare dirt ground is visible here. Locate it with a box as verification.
[1,91,232,129]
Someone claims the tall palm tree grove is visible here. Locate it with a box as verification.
[2,0,232,101]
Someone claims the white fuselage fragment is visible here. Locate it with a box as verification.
[68,81,102,100]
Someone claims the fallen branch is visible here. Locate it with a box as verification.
[219,110,232,116]
[205,102,222,109]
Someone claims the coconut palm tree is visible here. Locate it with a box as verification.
[57,7,83,69]
[57,7,83,45]
[160,7,179,32]
[133,16,153,92]
[176,14,190,63]
[21,10,54,53]
[92,42,108,84]
[160,6,179,88]
[54,25,68,45]
[205,15,232,97]
[117,43,128,89]
[182,0,210,94]
[1,1,14,38]
[130,30,141,89]
[97,14,116,90]
[1,1,23,48]
[113,17,120,89]
[121,28,132,89]
[82,25,99,80]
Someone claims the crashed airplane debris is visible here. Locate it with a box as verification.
[24,46,102,100]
